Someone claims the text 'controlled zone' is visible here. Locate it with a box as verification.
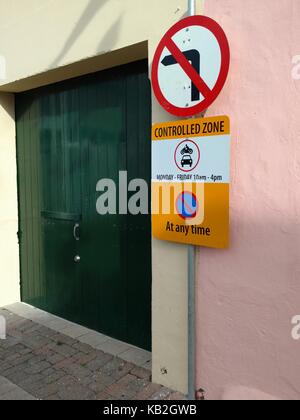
[153,119,227,140]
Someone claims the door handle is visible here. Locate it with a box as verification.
[73,223,80,241]
[74,255,81,263]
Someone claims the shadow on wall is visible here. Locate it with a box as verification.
[96,17,122,53]
[0,92,14,120]
[51,0,121,68]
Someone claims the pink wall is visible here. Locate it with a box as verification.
[197,0,300,400]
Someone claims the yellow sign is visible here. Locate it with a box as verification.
[152,116,231,249]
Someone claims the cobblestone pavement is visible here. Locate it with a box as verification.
[0,308,184,400]
[0,376,36,400]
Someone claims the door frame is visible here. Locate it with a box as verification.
[12,42,189,395]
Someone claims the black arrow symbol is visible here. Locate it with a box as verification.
[162,49,201,102]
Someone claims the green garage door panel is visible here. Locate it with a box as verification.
[16,61,152,351]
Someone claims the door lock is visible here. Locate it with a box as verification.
[73,223,80,241]
[74,255,81,263]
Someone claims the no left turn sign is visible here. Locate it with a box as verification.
[151,16,230,117]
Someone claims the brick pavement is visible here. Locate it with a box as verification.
[0,308,185,401]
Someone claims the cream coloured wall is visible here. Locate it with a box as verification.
[0,0,188,91]
[0,0,200,394]
[0,93,20,306]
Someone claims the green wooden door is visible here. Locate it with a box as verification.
[16,61,152,350]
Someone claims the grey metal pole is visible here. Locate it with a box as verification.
[188,0,196,16]
[187,0,197,402]
[188,244,196,400]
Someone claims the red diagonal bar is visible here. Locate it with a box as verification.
[165,37,212,99]
[181,196,196,217]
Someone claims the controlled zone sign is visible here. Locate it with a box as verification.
[151,15,230,117]
[152,115,231,249]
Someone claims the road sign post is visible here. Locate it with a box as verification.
[188,0,196,402]
[151,1,231,400]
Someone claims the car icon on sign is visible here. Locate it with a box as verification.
[181,154,193,168]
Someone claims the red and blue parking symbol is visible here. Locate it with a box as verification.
[176,192,198,220]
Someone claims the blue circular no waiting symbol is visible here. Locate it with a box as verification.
[176,192,198,220]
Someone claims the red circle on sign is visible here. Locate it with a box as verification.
[151,15,230,117]
[174,139,200,173]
